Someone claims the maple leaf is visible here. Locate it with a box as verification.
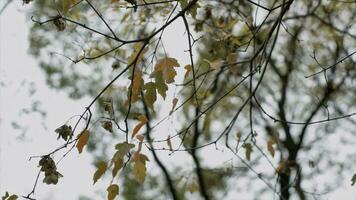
[143,82,157,110]
[154,57,180,84]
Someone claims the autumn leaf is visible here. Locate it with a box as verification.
[144,82,157,110]
[242,143,253,161]
[55,124,73,141]
[2,192,18,200]
[154,57,180,84]
[167,135,173,151]
[101,121,113,133]
[169,98,178,115]
[152,71,168,99]
[131,115,148,138]
[133,161,146,184]
[267,139,275,157]
[127,43,147,65]
[107,184,119,200]
[111,154,123,178]
[115,142,135,157]
[93,161,107,184]
[184,64,192,79]
[76,129,89,154]
[62,0,76,14]
[131,69,143,102]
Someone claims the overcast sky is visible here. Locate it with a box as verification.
[0,1,355,200]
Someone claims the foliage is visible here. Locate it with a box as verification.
[4,0,356,200]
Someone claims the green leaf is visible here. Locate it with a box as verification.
[152,71,168,99]
[351,174,356,186]
[93,161,107,184]
[144,82,157,110]
[115,142,135,157]
[107,184,119,200]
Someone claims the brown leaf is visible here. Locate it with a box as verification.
[76,129,89,154]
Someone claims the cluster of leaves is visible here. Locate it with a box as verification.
[13,0,356,199]
[54,124,73,141]
[38,156,63,185]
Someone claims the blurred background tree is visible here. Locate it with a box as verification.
[3,0,356,200]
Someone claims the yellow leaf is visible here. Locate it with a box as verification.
[76,129,89,154]
[93,161,107,184]
[111,154,123,178]
[107,184,119,200]
[154,57,180,84]
[167,135,173,151]
[267,139,275,157]
[133,160,146,184]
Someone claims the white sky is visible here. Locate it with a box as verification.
[0,1,355,200]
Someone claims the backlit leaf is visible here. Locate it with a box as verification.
[115,142,135,157]
[76,129,89,154]
[154,57,180,84]
[144,82,157,110]
[152,71,168,99]
[93,161,107,184]
[131,69,143,102]
[112,154,123,178]
[107,184,119,200]
[131,115,148,138]
[133,160,146,184]
[267,139,275,157]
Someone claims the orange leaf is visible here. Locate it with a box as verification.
[76,129,89,154]
[131,115,148,138]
